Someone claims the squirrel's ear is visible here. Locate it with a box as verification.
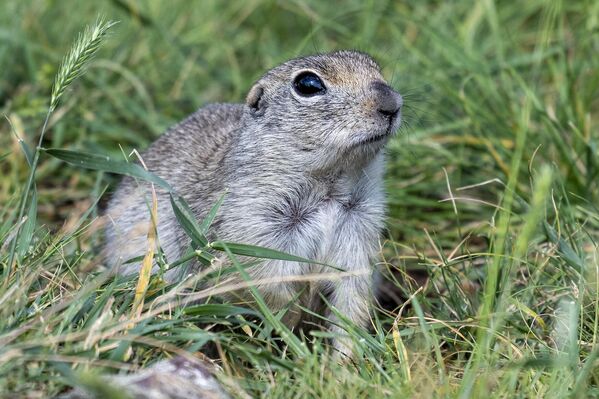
[246,84,265,116]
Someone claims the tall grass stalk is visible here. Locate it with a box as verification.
[5,19,116,279]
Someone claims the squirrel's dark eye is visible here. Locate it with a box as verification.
[293,72,326,97]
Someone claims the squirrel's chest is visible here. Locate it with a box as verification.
[266,186,384,262]
[220,170,386,262]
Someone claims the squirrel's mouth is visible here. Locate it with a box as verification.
[350,112,401,149]
[362,132,390,145]
[354,122,398,147]
[349,131,391,150]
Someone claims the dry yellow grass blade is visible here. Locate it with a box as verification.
[130,184,158,326]
[392,319,411,383]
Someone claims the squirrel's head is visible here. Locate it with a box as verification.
[243,50,402,172]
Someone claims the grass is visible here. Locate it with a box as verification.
[1,0,598,397]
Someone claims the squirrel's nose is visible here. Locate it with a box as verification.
[371,81,402,118]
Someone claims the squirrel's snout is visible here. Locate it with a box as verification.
[371,81,402,119]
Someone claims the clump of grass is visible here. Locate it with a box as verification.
[1,1,598,398]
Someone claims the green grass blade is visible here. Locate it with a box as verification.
[209,240,324,266]
[199,192,225,234]
[169,194,208,247]
[183,303,260,318]
[43,148,173,192]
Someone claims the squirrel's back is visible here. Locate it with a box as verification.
[104,103,243,275]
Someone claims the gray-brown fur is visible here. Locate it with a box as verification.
[57,356,229,399]
[104,50,402,357]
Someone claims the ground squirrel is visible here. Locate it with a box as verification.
[104,50,402,356]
